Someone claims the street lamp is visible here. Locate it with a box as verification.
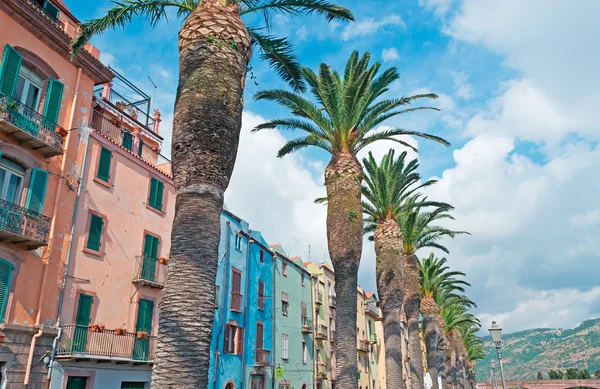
[489,321,507,389]
[490,360,498,389]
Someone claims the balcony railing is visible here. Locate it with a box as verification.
[231,292,242,312]
[357,339,370,352]
[29,0,65,28]
[317,367,328,380]
[0,199,50,249]
[90,110,171,176]
[365,302,380,317]
[132,255,168,289]
[329,295,336,308]
[0,93,65,156]
[315,291,323,305]
[316,324,328,340]
[301,317,312,334]
[369,333,377,344]
[56,325,156,362]
[94,88,156,131]
[254,349,270,366]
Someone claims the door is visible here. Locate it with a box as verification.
[250,375,264,389]
[66,376,87,389]
[73,294,92,353]
[141,234,158,281]
[132,298,154,360]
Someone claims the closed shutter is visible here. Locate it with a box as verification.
[136,298,154,332]
[0,260,13,322]
[148,177,164,211]
[75,294,93,326]
[25,168,48,214]
[0,45,22,97]
[43,78,64,124]
[96,147,112,182]
[122,131,133,151]
[143,234,159,259]
[301,301,307,317]
[281,335,288,359]
[86,214,103,251]
[224,324,231,353]
[258,281,264,310]
[66,377,87,389]
[256,322,264,349]
[155,180,164,211]
[236,326,243,355]
[232,269,241,294]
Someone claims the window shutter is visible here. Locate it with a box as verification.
[258,281,264,310]
[224,324,231,353]
[75,294,93,326]
[232,270,241,294]
[301,302,307,317]
[122,131,133,151]
[155,180,164,211]
[136,298,154,332]
[149,178,163,210]
[86,214,103,251]
[236,326,243,355]
[138,140,144,157]
[0,44,22,97]
[96,147,112,182]
[256,322,264,349]
[0,260,13,322]
[26,168,48,214]
[43,79,64,124]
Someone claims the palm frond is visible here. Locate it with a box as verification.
[240,0,354,23]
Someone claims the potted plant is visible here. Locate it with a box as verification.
[137,331,148,339]
[159,257,168,265]
[98,323,105,333]
[90,323,100,332]
[56,126,68,137]
[115,327,126,336]
[115,101,127,110]
[127,107,138,120]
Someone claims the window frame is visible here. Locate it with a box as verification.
[0,157,25,204]
[282,261,287,277]
[281,334,289,360]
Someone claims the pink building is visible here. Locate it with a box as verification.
[49,70,175,388]
[0,0,112,387]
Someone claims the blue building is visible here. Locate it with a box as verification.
[209,210,275,389]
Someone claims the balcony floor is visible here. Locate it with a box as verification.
[0,228,46,249]
[0,119,63,157]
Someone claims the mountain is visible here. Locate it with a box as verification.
[476,318,600,381]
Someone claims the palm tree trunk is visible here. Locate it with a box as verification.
[404,253,425,389]
[375,218,406,389]
[326,152,363,388]
[445,332,454,389]
[151,2,251,388]
[437,332,448,389]
[421,297,440,389]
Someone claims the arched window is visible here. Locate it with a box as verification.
[0,258,14,322]
[224,383,235,389]
[302,385,307,389]
[0,156,26,204]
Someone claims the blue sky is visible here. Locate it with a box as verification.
[65,0,600,334]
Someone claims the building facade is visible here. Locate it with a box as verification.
[0,0,112,387]
[271,245,314,389]
[49,72,175,389]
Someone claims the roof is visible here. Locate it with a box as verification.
[366,292,375,299]
[304,261,313,266]
[52,0,80,23]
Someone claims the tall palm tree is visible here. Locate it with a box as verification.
[462,325,485,389]
[71,2,353,388]
[253,51,449,387]
[398,200,468,389]
[419,254,472,389]
[362,149,441,389]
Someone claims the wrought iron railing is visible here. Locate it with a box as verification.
[0,199,50,244]
[57,325,157,362]
[133,255,167,288]
[315,291,323,305]
[365,302,379,317]
[231,292,242,312]
[0,93,65,153]
[94,88,156,131]
[254,349,270,366]
[329,295,336,307]
[357,339,370,352]
[316,324,328,339]
[90,110,171,176]
[369,333,377,343]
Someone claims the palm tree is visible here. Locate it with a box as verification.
[253,51,449,387]
[398,200,468,389]
[362,149,441,388]
[71,1,353,388]
[462,325,485,389]
[419,254,472,389]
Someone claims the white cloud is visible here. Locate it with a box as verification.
[381,48,400,62]
[99,52,117,67]
[451,72,473,99]
[296,26,308,41]
[341,14,405,41]
[419,0,456,17]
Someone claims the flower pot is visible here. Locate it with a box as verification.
[159,257,168,265]
[116,103,126,110]
[56,126,68,137]
[115,328,126,336]
[98,324,105,333]
[137,331,148,339]
[90,324,99,332]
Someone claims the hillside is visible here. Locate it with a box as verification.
[476,318,600,381]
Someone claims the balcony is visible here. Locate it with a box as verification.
[369,333,377,344]
[254,349,270,366]
[94,87,156,131]
[0,199,50,249]
[329,330,336,342]
[301,317,312,334]
[329,295,336,308]
[365,302,380,318]
[56,325,156,363]
[316,324,328,340]
[90,110,171,176]
[132,255,168,289]
[315,291,323,305]
[317,368,328,380]
[357,339,370,353]
[231,292,242,312]
[0,94,65,157]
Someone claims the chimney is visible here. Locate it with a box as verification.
[153,109,161,134]
[101,82,112,100]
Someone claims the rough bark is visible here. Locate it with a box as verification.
[454,332,466,389]
[375,218,406,389]
[437,332,448,389]
[404,253,425,389]
[422,297,440,389]
[326,152,363,389]
[151,2,251,388]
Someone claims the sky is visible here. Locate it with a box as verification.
[65,0,600,334]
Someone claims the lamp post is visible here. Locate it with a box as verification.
[491,360,498,389]
[489,321,507,389]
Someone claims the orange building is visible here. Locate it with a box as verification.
[0,0,113,387]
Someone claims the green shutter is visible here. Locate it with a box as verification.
[96,147,112,182]
[66,377,87,389]
[155,180,164,211]
[0,260,13,322]
[0,45,22,97]
[122,131,133,151]
[148,178,163,211]
[26,168,48,214]
[86,214,103,251]
[43,1,60,19]
[143,234,159,259]
[75,294,93,326]
[138,140,144,157]
[43,79,64,124]
[135,298,154,332]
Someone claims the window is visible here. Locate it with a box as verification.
[258,281,264,310]
[282,261,287,277]
[14,66,43,110]
[281,292,289,316]
[259,249,264,263]
[301,273,305,287]
[235,234,242,251]
[302,340,307,363]
[0,259,14,322]
[66,376,87,389]
[251,375,264,389]
[86,213,104,252]
[301,301,307,324]
[96,147,112,183]
[26,168,48,213]
[224,324,243,355]
[0,157,25,204]
[281,334,289,360]
[122,130,133,151]
[121,383,145,389]
[316,348,321,365]
[148,177,164,211]
[231,268,242,312]
[256,321,264,349]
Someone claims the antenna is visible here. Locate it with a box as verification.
[147,76,157,113]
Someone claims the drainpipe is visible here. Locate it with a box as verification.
[240,233,252,389]
[213,221,231,386]
[25,68,82,389]
[271,253,276,389]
